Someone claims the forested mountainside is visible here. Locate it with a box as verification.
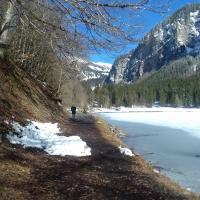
[106,4,200,84]
[95,55,200,107]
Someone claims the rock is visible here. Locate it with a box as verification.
[106,4,200,84]
[105,54,131,84]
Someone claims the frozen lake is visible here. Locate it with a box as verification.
[97,108,200,193]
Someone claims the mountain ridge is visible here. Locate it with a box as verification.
[106,3,200,84]
[77,59,112,88]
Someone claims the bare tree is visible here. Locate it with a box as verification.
[1,0,170,52]
[0,0,171,60]
[0,0,171,104]
[0,0,15,58]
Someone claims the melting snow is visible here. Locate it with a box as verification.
[7,121,91,157]
[119,146,134,157]
[153,169,160,174]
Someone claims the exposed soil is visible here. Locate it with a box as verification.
[0,60,199,200]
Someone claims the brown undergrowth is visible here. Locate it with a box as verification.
[0,59,199,200]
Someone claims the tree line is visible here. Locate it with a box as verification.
[94,52,200,108]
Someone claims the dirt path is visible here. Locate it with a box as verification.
[0,113,199,200]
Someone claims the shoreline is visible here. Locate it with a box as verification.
[94,113,200,197]
[92,106,200,113]
[0,112,199,199]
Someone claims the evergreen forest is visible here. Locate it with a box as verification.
[94,56,200,107]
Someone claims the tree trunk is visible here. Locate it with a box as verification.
[0,1,14,59]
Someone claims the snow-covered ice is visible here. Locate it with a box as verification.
[98,107,200,193]
[96,107,200,139]
[93,106,199,113]
[119,146,134,157]
[7,121,91,157]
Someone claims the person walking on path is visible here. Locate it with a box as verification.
[71,106,76,119]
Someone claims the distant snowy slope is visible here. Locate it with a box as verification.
[76,59,112,87]
[92,62,112,71]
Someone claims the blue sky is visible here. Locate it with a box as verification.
[90,0,200,64]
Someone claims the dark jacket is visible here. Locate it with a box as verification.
[71,106,76,114]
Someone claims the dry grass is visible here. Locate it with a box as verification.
[0,59,200,199]
[0,116,200,200]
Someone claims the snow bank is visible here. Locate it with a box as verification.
[7,121,91,157]
[99,107,200,139]
[153,169,160,174]
[119,146,134,157]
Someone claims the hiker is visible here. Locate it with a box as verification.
[71,106,76,119]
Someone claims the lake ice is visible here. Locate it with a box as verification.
[98,107,200,193]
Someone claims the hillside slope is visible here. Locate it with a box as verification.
[0,60,63,122]
[0,60,199,199]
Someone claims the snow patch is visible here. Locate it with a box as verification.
[153,169,160,174]
[7,121,91,157]
[154,28,164,41]
[82,71,101,80]
[193,64,197,72]
[119,146,134,157]
[190,25,199,36]
[88,65,104,72]
[92,62,112,70]
[190,11,199,23]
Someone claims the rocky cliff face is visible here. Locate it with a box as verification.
[105,54,131,84]
[106,4,200,83]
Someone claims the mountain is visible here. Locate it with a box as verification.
[76,59,112,88]
[106,54,131,84]
[106,4,200,84]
